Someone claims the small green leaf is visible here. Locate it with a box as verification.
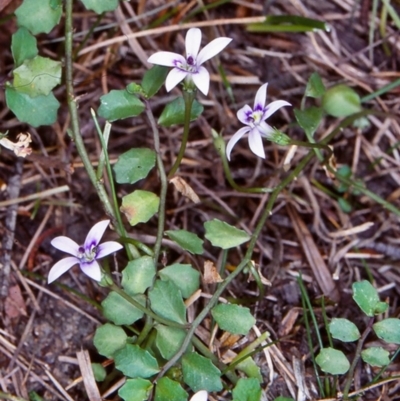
[13,56,61,97]
[114,148,156,184]
[373,318,400,344]
[329,318,360,342]
[120,190,160,226]
[5,85,60,127]
[102,291,145,325]
[115,344,159,379]
[11,27,38,67]
[352,280,380,317]
[374,301,389,314]
[165,230,204,255]
[361,347,390,367]
[236,357,262,382]
[91,363,106,382]
[98,89,145,121]
[149,280,186,324]
[305,72,326,98]
[159,264,200,298]
[182,352,222,392]
[80,0,119,13]
[204,219,250,249]
[316,348,350,374]
[142,65,170,98]
[155,325,187,360]
[322,84,362,117]
[294,107,323,138]
[93,323,128,358]
[232,378,262,401]
[158,97,203,127]
[338,197,352,213]
[122,256,156,296]
[212,303,255,335]
[119,379,153,401]
[15,0,62,34]
[155,377,188,401]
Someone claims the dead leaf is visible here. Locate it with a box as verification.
[203,260,223,284]
[5,285,27,319]
[170,176,200,203]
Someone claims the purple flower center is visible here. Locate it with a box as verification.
[246,107,265,126]
[78,243,98,262]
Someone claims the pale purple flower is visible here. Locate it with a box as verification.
[48,220,122,283]
[147,28,232,95]
[190,390,208,401]
[226,83,291,160]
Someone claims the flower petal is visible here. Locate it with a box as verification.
[84,220,110,250]
[185,28,202,58]
[248,127,266,158]
[192,66,210,95]
[51,236,80,256]
[190,390,208,401]
[257,121,274,139]
[263,100,291,120]
[165,68,188,91]
[80,260,102,281]
[254,83,268,110]
[197,37,232,65]
[48,256,79,283]
[96,241,123,259]
[236,104,253,125]
[226,126,250,160]
[148,51,185,67]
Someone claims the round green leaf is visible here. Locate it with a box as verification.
[80,0,118,13]
[102,291,144,325]
[155,325,187,360]
[141,66,169,98]
[122,256,156,296]
[93,323,128,358]
[211,303,255,335]
[158,97,203,127]
[204,219,250,249]
[120,190,160,226]
[182,352,222,392]
[159,263,200,298]
[11,27,38,67]
[373,318,400,344]
[329,318,360,342]
[352,280,381,317]
[316,348,350,375]
[322,84,362,117]
[115,344,159,379]
[232,378,262,401]
[91,363,106,382]
[165,230,204,255]
[98,89,145,121]
[361,347,390,367]
[15,0,62,34]
[119,378,153,401]
[114,148,156,184]
[155,377,188,401]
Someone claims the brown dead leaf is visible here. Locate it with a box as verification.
[170,176,200,203]
[5,285,27,319]
[203,260,223,284]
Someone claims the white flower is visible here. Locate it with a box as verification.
[226,83,291,160]
[190,390,208,401]
[48,220,123,283]
[147,28,232,95]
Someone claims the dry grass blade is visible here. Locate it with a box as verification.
[76,350,102,401]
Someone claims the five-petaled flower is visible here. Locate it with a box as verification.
[48,220,123,284]
[147,28,232,96]
[226,83,291,160]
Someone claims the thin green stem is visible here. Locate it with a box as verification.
[168,90,195,179]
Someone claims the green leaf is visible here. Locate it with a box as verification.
[352,280,381,317]
[361,347,390,367]
[114,148,156,184]
[119,378,153,401]
[11,27,38,67]
[232,378,262,401]
[315,348,350,374]
[374,301,389,314]
[182,352,222,392]
[149,280,186,324]
[120,190,160,226]
[80,0,119,13]
[373,318,400,344]
[155,325,187,360]
[273,398,295,401]
[322,84,362,117]
[158,97,203,127]
[165,230,204,255]
[235,357,262,382]
[115,344,159,379]
[294,107,323,138]
[155,377,188,401]
[329,318,360,342]
[338,197,352,213]
[211,303,255,335]
[93,323,128,358]
[305,72,326,98]
[91,363,106,382]
[98,89,145,121]
[13,56,61,97]
[142,65,170,98]
[5,85,60,127]
[159,264,200,299]
[204,219,250,249]
[122,256,156,296]
[102,291,145,325]
[15,0,62,34]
